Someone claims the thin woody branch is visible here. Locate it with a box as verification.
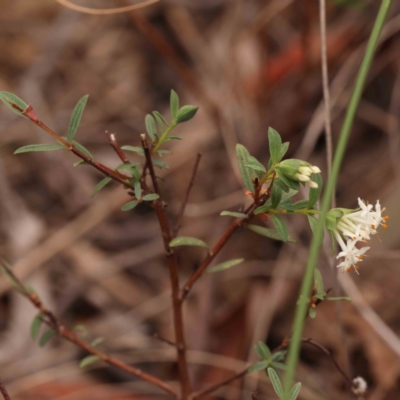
[107,132,130,164]
[173,153,201,237]
[181,176,276,300]
[189,367,249,400]
[12,103,135,191]
[0,381,11,400]
[141,134,192,398]
[0,264,177,397]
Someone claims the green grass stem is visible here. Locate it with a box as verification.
[283,1,393,396]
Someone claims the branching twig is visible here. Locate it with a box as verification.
[273,336,351,385]
[12,103,136,191]
[107,132,130,164]
[0,264,177,397]
[141,134,192,398]
[301,338,352,385]
[173,153,202,237]
[0,382,11,400]
[188,367,249,400]
[181,176,276,300]
[154,333,177,347]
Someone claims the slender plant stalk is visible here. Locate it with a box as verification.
[0,264,177,397]
[140,135,192,398]
[283,0,393,396]
[0,381,11,400]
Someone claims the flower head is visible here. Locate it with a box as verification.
[331,199,387,273]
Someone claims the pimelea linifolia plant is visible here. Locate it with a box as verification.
[0,84,388,399]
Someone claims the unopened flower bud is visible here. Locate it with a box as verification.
[294,173,310,182]
[298,166,312,175]
[310,166,321,174]
[309,181,319,189]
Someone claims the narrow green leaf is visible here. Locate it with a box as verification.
[80,355,101,369]
[67,95,89,142]
[0,91,28,117]
[152,159,169,169]
[176,105,199,123]
[121,200,139,211]
[134,181,142,199]
[72,140,93,159]
[314,269,325,297]
[206,258,245,274]
[293,200,309,210]
[256,341,272,360]
[157,150,172,156]
[272,350,287,362]
[268,127,282,164]
[116,163,141,179]
[276,173,300,190]
[245,160,266,173]
[31,313,44,339]
[164,135,182,141]
[0,265,25,294]
[326,296,351,301]
[274,179,290,193]
[271,362,287,371]
[308,173,323,208]
[220,211,247,218]
[91,337,105,347]
[247,224,296,243]
[153,111,168,131]
[120,146,144,156]
[91,177,112,197]
[271,215,288,242]
[289,382,302,400]
[73,160,87,167]
[170,90,179,120]
[169,236,209,249]
[14,144,65,154]
[236,144,254,191]
[254,204,270,215]
[281,189,299,202]
[267,367,283,399]
[271,184,282,209]
[145,114,156,140]
[73,324,88,338]
[39,329,56,347]
[143,193,160,201]
[307,216,323,245]
[248,361,269,373]
[280,142,290,160]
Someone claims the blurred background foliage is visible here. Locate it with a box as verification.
[0,0,400,399]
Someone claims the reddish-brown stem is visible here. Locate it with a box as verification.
[301,338,352,385]
[154,333,177,347]
[180,177,276,300]
[141,134,192,399]
[189,367,249,400]
[173,153,201,237]
[190,335,351,399]
[107,132,130,164]
[12,103,134,190]
[0,264,177,397]
[0,382,11,400]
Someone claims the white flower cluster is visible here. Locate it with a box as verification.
[334,198,387,273]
